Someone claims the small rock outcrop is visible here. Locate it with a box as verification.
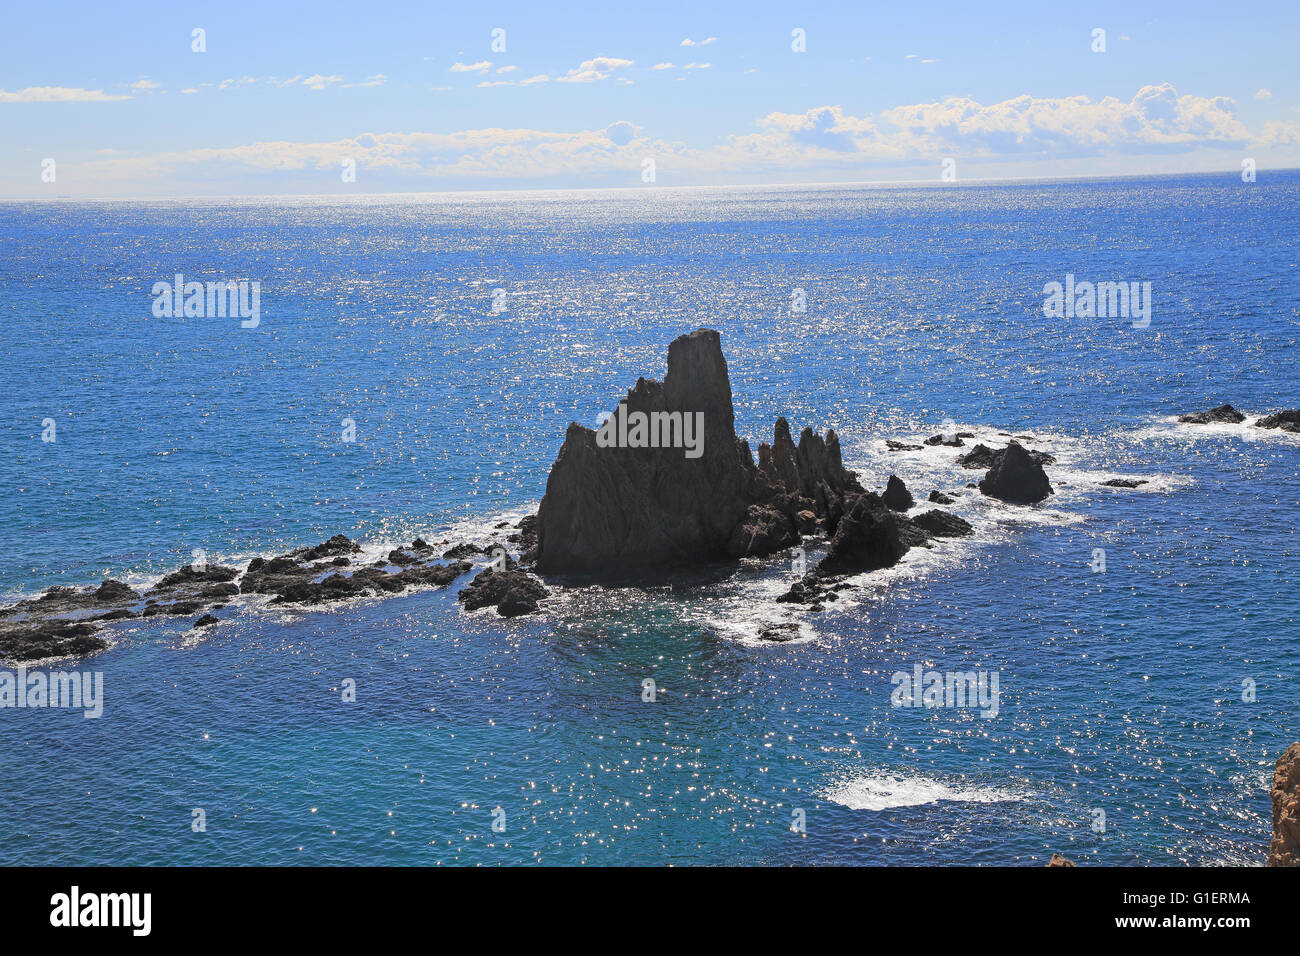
[758,622,801,642]
[882,475,914,511]
[1101,478,1147,488]
[816,493,914,577]
[978,441,1054,504]
[776,495,970,606]
[911,510,974,538]
[1255,409,1300,433]
[1178,404,1245,424]
[458,567,549,617]
[1268,742,1300,867]
[94,579,139,603]
[928,490,956,505]
[958,443,1055,470]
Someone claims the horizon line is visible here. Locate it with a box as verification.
[3,165,1295,205]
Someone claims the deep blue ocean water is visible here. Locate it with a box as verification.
[0,172,1296,865]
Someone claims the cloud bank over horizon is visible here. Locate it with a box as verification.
[23,83,1298,197]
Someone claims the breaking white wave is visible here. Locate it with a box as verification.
[821,771,1022,812]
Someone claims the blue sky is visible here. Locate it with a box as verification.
[2,0,1297,196]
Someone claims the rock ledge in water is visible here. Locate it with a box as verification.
[1178,404,1245,424]
[1255,409,1300,433]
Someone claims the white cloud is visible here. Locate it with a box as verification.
[556,56,634,84]
[302,74,344,90]
[684,62,711,70]
[0,86,130,103]
[58,84,1300,192]
[497,66,517,74]
[1255,88,1272,100]
[680,37,716,47]
[652,62,675,70]
[130,78,161,92]
[520,74,550,86]
[360,74,388,87]
[450,61,492,73]
[478,80,514,87]
[724,85,1262,168]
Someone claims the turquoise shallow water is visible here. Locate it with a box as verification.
[0,173,1297,864]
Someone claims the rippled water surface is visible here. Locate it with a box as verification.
[0,173,1297,864]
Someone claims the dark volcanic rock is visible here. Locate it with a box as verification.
[978,441,1053,504]
[509,515,539,555]
[727,504,799,559]
[776,494,924,605]
[956,443,1000,469]
[958,443,1055,470]
[442,542,488,560]
[1101,478,1148,488]
[758,622,801,642]
[269,561,471,606]
[928,490,956,505]
[1268,742,1300,867]
[533,330,862,574]
[1178,404,1245,425]
[775,578,821,605]
[94,579,139,603]
[193,614,219,629]
[815,493,911,577]
[152,563,240,591]
[1255,409,1300,433]
[268,572,375,605]
[752,418,863,533]
[142,600,205,618]
[0,620,107,662]
[458,567,548,617]
[882,475,914,511]
[924,433,964,447]
[393,561,474,589]
[911,510,974,537]
[291,534,361,562]
[1,531,474,662]
[93,608,137,622]
[886,440,923,451]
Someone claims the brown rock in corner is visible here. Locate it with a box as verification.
[1267,742,1300,866]
[1046,853,1075,867]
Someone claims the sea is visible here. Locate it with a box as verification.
[0,171,1296,865]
